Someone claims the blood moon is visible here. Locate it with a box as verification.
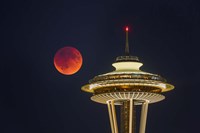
[54,46,83,75]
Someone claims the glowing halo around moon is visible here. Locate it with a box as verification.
[54,46,83,75]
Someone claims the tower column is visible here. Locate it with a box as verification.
[120,100,136,133]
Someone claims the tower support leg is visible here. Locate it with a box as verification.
[107,100,119,133]
[107,99,149,133]
[139,100,149,133]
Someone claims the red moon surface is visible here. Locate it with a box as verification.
[54,46,83,75]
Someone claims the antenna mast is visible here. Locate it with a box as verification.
[125,26,130,56]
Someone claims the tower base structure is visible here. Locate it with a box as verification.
[92,92,164,133]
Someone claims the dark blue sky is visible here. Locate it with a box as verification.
[1,0,200,133]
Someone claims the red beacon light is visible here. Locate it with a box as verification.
[125,26,129,32]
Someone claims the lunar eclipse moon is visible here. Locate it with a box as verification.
[54,46,83,75]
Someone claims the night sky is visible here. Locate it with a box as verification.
[2,0,200,133]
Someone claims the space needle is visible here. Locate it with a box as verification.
[81,26,174,133]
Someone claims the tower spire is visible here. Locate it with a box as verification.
[125,26,129,56]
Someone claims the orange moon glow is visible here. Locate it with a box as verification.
[54,46,83,75]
